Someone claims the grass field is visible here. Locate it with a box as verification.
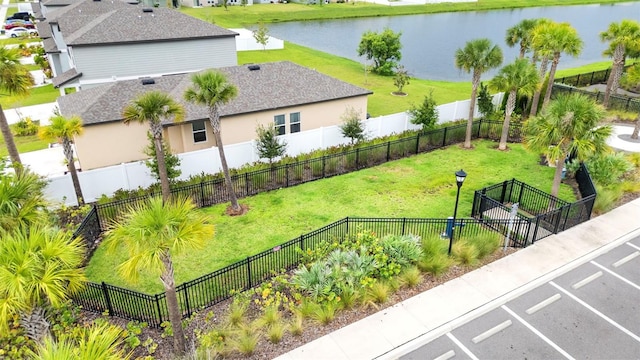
[85,140,576,294]
[0,84,59,109]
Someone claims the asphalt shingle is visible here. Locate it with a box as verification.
[52,68,82,87]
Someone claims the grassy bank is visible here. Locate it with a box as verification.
[181,0,635,28]
[86,140,575,293]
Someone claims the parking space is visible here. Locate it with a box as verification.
[399,239,640,360]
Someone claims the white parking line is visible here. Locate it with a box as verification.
[446,333,479,360]
[613,251,639,268]
[502,305,575,360]
[591,261,640,291]
[627,242,640,251]
[571,271,603,290]
[549,281,640,343]
[432,349,455,360]
[472,320,512,344]
[526,293,562,315]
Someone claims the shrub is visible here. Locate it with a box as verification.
[464,233,501,259]
[258,305,281,327]
[11,117,39,136]
[592,185,623,215]
[418,253,453,276]
[232,325,260,356]
[380,234,423,268]
[311,302,337,325]
[266,322,286,344]
[365,280,391,305]
[289,314,304,336]
[399,266,423,288]
[227,297,249,326]
[451,241,479,266]
[336,284,360,310]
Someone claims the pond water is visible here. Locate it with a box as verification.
[266,2,640,81]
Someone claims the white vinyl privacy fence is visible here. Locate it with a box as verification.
[44,94,503,206]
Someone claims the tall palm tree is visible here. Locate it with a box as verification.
[527,18,553,118]
[531,21,583,109]
[0,225,87,342]
[38,115,85,205]
[455,38,503,149]
[0,169,47,231]
[103,196,214,356]
[505,18,539,59]
[490,58,539,150]
[123,91,185,202]
[600,19,640,108]
[0,46,34,173]
[184,70,241,212]
[523,93,612,198]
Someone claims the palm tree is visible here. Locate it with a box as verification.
[0,169,47,231]
[531,21,583,109]
[600,19,640,108]
[123,91,185,202]
[0,46,34,172]
[38,115,85,205]
[0,225,87,342]
[184,70,241,212]
[505,18,539,59]
[523,93,612,198]
[490,58,539,150]
[527,18,553,118]
[455,39,503,149]
[103,196,214,356]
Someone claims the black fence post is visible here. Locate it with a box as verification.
[285,163,290,188]
[182,286,191,317]
[386,141,391,161]
[101,282,114,316]
[244,173,249,196]
[476,119,482,138]
[472,191,478,217]
[199,182,205,207]
[589,71,594,85]
[442,127,448,147]
[415,133,420,154]
[355,148,360,169]
[500,181,508,204]
[322,156,326,178]
[401,217,406,235]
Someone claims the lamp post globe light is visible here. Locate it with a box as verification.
[448,169,467,255]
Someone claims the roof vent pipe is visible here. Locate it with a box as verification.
[248,65,260,71]
[142,8,153,12]
[141,78,155,85]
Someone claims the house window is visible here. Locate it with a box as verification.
[192,120,207,143]
[274,114,285,135]
[290,112,300,133]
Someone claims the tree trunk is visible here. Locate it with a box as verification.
[603,44,624,108]
[499,90,516,150]
[160,252,186,356]
[155,137,171,203]
[62,138,84,205]
[20,307,50,344]
[464,71,481,149]
[542,53,561,110]
[550,154,566,199]
[529,56,549,118]
[0,104,22,173]
[214,130,240,211]
[632,113,640,139]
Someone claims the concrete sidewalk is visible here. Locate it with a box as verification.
[275,197,640,360]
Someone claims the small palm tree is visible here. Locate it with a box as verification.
[489,58,539,150]
[531,21,583,109]
[600,19,640,107]
[505,18,540,59]
[123,91,185,202]
[103,196,214,356]
[455,38,503,149]
[523,93,612,197]
[0,169,47,231]
[38,115,85,205]
[0,46,35,172]
[184,70,241,213]
[0,225,87,342]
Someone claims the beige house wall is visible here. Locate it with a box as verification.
[76,96,369,169]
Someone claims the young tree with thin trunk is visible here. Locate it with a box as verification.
[490,58,539,150]
[255,123,287,165]
[123,91,184,203]
[523,93,612,198]
[531,21,583,109]
[0,46,34,173]
[600,19,640,108]
[454,38,503,149]
[184,70,242,213]
[38,115,85,205]
[103,196,214,357]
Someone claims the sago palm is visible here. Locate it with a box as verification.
[531,21,583,109]
[600,19,640,107]
[0,225,87,342]
[103,196,214,356]
[523,93,612,198]
[0,169,47,231]
[454,38,503,149]
[123,91,184,202]
[184,70,241,212]
[490,58,539,150]
[38,115,85,205]
[0,46,34,172]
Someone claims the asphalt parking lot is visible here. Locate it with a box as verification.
[400,236,640,360]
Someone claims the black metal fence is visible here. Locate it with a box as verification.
[555,68,613,88]
[72,216,528,327]
[552,83,640,113]
[472,163,596,245]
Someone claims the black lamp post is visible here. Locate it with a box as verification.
[448,169,467,255]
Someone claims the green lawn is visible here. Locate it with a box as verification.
[0,133,49,158]
[0,85,59,109]
[86,140,576,294]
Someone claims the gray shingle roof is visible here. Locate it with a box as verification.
[42,0,236,46]
[36,22,52,39]
[43,37,59,53]
[52,68,82,87]
[57,61,373,127]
